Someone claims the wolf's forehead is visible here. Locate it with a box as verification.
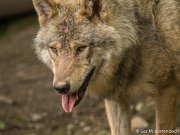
[43,4,98,46]
[56,5,83,35]
[47,20,92,47]
[52,13,94,44]
[57,16,79,40]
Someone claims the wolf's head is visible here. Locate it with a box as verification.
[33,0,137,112]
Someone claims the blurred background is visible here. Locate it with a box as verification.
[0,1,179,135]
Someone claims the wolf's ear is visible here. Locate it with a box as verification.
[80,0,102,19]
[79,0,109,21]
[32,0,56,26]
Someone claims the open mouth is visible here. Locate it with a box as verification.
[61,67,95,113]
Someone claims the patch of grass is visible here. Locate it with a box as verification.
[0,120,6,130]
[15,116,26,124]
[97,129,109,135]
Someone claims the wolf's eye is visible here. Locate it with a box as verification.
[49,46,58,54]
[77,46,87,54]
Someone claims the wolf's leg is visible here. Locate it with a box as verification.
[155,85,178,135]
[105,92,131,135]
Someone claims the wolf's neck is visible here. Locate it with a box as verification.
[134,0,157,26]
[114,46,140,91]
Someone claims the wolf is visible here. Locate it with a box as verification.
[32,0,180,134]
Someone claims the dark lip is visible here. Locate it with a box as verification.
[74,66,96,107]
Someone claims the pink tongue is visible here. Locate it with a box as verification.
[62,93,78,113]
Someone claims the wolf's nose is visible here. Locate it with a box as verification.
[53,82,70,94]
